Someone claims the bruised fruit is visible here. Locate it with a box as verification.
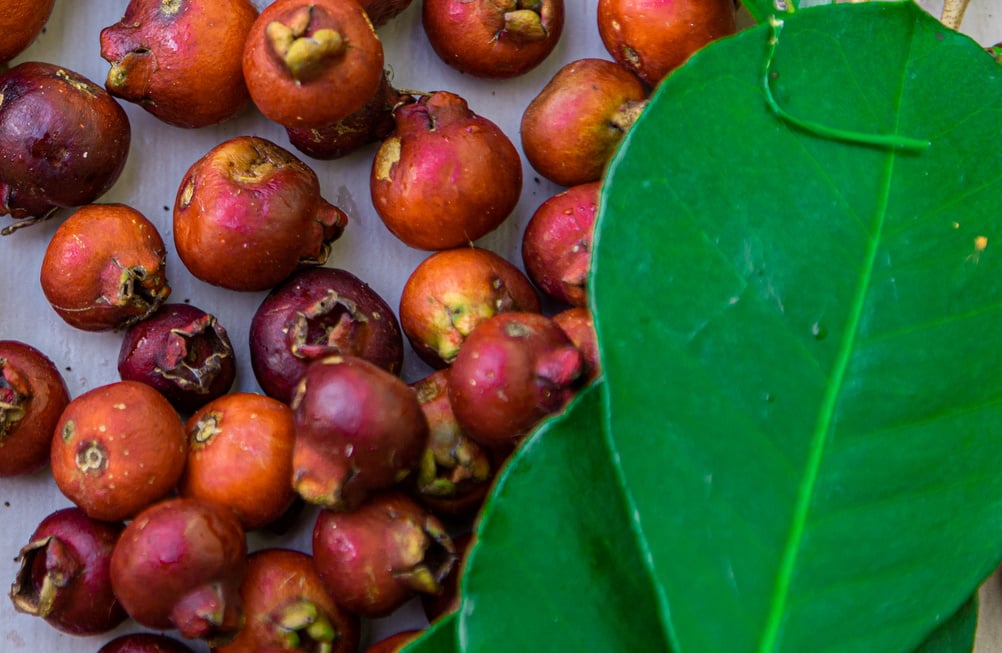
[371,91,523,250]
[291,355,427,512]
[422,0,565,79]
[179,392,297,531]
[214,548,361,653]
[100,0,259,128]
[173,135,348,291]
[312,492,457,617]
[110,497,247,643]
[520,58,646,187]
[243,0,385,129]
[0,340,69,477]
[249,267,404,404]
[0,0,54,63]
[98,633,195,653]
[9,507,126,635]
[399,246,541,368]
[50,380,187,522]
[40,203,171,332]
[118,303,236,414]
[0,62,130,232]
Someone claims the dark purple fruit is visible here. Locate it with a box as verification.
[98,633,195,653]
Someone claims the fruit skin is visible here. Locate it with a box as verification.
[0,340,69,477]
[0,0,54,63]
[359,0,414,27]
[552,306,600,382]
[117,303,237,414]
[249,267,404,404]
[520,58,646,187]
[213,548,361,653]
[179,392,297,532]
[98,633,195,653]
[9,507,126,635]
[173,135,348,291]
[521,181,599,307]
[109,497,248,643]
[311,492,457,618]
[50,380,188,522]
[100,0,259,128]
[0,62,131,229]
[597,0,737,88]
[422,0,564,79]
[371,91,523,250]
[290,355,428,512]
[242,0,385,129]
[39,203,171,332]
[448,311,584,447]
[399,246,541,369]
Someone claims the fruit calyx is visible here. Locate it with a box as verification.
[158,315,233,392]
[502,2,549,43]
[273,599,338,653]
[288,291,367,360]
[10,535,82,619]
[391,513,457,594]
[267,7,346,82]
[0,358,28,437]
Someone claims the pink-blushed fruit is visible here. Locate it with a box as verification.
[521,181,599,307]
[553,306,600,382]
[312,492,457,618]
[173,135,348,291]
[0,340,69,477]
[371,91,523,250]
[422,0,564,79]
[109,497,247,644]
[98,633,195,653]
[290,355,427,512]
[9,507,126,635]
[448,311,584,447]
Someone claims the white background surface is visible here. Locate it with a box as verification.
[1,1,1000,652]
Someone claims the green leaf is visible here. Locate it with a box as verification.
[742,0,798,23]
[402,612,460,653]
[913,596,978,653]
[593,2,1002,652]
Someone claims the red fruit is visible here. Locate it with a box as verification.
[448,311,584,447]
[422,0,564,79]
[214,548,360,653]
[39,203,171,332]
[597,0,737,88]
[0,340,69,477]
[359,0,414,27]
[521,181,599,307]
[179,392,297,531]
[109,497,247,643]
[399,246,541,368]
[100,0,259,128]
[243,0,385,129]
[173,135,348,291]
[98,633,195,653]
[9,507,126,635]
[371,91,523,250]
[0,62,130,231]
[290,355,427,511]
[0,0,54,64]
[552,306,600,382]
[520,58,646,187]
[50,380,187,522]
[312,492,457,617]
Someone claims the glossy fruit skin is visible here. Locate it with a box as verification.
[9,507,126,635]
[371,91,523,250]
[0,0,54,63]
[98,633,195,653]
[118,303,237,414]
[0,340,69,477]
[422,0,564,79]
[110,497,248,643]
[50,380,187,522]
[243,0,385,129]
[399,246,541,368]
[597,0,737,88]
[249,267,404,404]
[359,0,414,27]
[179,392,297,531]
[552,306,600,382]
[40,203,171,331]
[0,62,130,228]
[173,135,348,291]
[100,0,259,128]
[213,548,361,653]
[520,58,646,187]
[521,181,599,307]
[312,492,457,618]
[448,311,584,447]
[290,355,428,511]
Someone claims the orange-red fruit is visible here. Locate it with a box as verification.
[179,393,297,531]
[243,0,385,129]
[597,0,737,87]
[0,0,54,63]
[50,381,187,522]
[553,307,600,382]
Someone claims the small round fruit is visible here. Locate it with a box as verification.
[0,0,54,63]
[552,306,600,382]
[98,633,195,653]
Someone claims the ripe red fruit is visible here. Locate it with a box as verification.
[553,306,600,382]
[0,0,54,64]
[97,633,195,653]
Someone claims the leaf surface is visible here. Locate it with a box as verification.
[914,596,978,653]
[402,613,459,653]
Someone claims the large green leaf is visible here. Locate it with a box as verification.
[593,2,1002,652]
[402,612,460,653]
[914,596,978,653]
